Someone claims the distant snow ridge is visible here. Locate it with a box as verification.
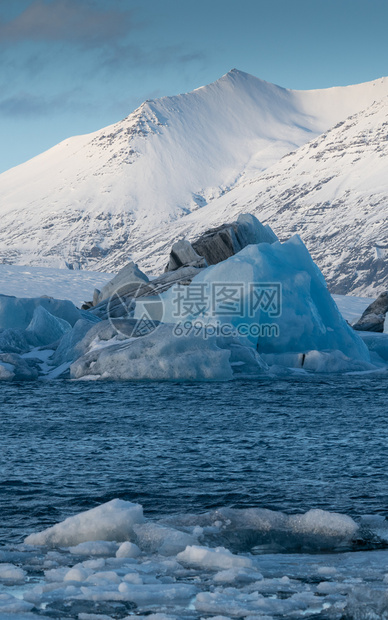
[0,69,388,294]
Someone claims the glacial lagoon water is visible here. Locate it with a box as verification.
[1,375,388,618]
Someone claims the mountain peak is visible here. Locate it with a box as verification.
[220,67,266,84]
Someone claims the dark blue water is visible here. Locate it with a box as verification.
[1,376,388,545]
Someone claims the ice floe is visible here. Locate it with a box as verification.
[1,499,384,618]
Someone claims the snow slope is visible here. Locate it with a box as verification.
[134,95,388,295]
[1,69,388,292]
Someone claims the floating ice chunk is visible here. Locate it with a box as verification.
[81,558,106,571]
[131,615,178,620]
[317,580,351,594]
[344,586,388,619]
[24,581,82,606]
[214,566,263,583]
[69,541,119,556]
[63,566,90,582]
[0,562,26,582]
[116,582,197,606]
[78,614,114,620]
[85,570,121,585]
[360,514,388,543]
[26,305,71,346]
[122,571,143,584]
[316,565,337,576]
[45,566,72,582]
[116,541,141,558]
[200,616,234,620]
[25,499,144,547]
[134,523,198,555]
[195,588,322,617]
[176,545,254,570]
[173,506,360,553]
[0,592,33,614]
[236,212,278,245]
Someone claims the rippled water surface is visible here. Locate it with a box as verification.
[1,375,388,545]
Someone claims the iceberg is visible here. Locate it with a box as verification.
[358,331,388,364]
[71,233,372,381]
[69,316,269,381]
[177,545,254,570]
[0,294,84,330]
[161,234,370,364]
[26,305,72,347]
[0,328,29,354]
[50,318,100,366]
[0,217,377,380]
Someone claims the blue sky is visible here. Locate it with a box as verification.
[1,0,388,173]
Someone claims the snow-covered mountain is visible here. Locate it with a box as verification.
[0,69,388,294]
[136,95,388,296]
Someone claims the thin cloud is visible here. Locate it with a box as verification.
[0,0,135,48]
[98,43,207,73]
[0,93,51,117]
[0,90,91,117]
